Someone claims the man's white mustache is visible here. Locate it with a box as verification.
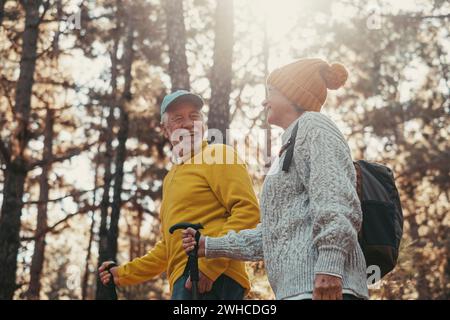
[175,130,201,136]
[171,130,203,142]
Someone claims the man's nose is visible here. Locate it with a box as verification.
[181,118,194,130]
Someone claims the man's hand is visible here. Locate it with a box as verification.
[313,274,343,300]
[98,261,120,286]
[184,272,213,294]
[182,227,205,257]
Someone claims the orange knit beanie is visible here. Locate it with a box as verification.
[266,58,348,112]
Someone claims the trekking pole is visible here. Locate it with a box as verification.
[99,262,118,300]
[169,222,204,300]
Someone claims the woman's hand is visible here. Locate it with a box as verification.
[313,274,343,300]
[182,227,205,257]
[98,261,120,286]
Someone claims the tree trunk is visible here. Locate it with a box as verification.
[208,0,234,144]
[81,146,101,300]
[127,216,135,261]
[262,18,271,168]
[25,108,54,300]
[0,0,41,300]
[50,0,63,57]
[108,24,133,265]
[164,0,190,91]
[136,206,143,258]
[445,192,450,300]
[81,195,97,300]
[0,0,6,27]
[95,32,120,299]
[96,17,134,300]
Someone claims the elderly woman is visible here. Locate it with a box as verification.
[182,58,369,300]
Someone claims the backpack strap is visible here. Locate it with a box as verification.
[353,161,363,202]
[353,161,364,240]
[281,122,299,172]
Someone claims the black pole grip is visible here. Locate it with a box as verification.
[169,222,203,234]
[169,222,204,300]
[100,262,118,300]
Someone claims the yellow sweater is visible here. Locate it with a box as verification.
[117,142,260,296]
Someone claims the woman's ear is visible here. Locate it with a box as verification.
[292,104,306,116]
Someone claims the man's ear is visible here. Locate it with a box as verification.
[161,124,170,140]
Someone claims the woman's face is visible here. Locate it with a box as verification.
[262,86,302,129]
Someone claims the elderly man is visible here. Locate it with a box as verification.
[98,90,260,300]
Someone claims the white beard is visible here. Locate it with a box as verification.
[171,131,204,164]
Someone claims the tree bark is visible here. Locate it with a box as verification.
[95,29,120,300]
[81,195,97,300]
[208,0,234,144]
[81,145,101,300]
[96,14,134,300]
[0,0,6,27]
[0,0,42,300]
[25,108,54,300]
[164,0,190,91]
[108,23,133,265]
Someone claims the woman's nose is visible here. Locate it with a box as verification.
[262,99,268,108]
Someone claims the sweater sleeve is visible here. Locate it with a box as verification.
[205,223,264,262]
[116,238,167,286]
[297,124,362,278]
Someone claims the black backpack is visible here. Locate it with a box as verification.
[281,122,404,278]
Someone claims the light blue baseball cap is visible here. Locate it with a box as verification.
[160,90,204,118]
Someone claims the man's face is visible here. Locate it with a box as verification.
[162,101,205,156]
